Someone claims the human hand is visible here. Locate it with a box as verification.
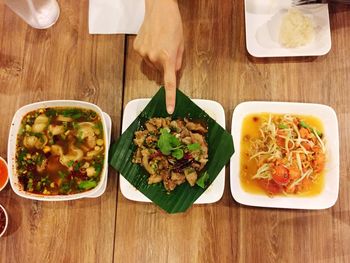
[134,0,184,114]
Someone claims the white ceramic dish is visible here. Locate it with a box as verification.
[86,112,111,198]
[120,98,226,204]
[7,100,110,201]
[0,204,8,238]
[230,101,339,209]
[245,0,331,57]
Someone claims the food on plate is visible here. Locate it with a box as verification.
[132,117,209,192]
[240,113,326,196]
[16,107,105,195]
[279,8,315,48]
[0,158,8,191]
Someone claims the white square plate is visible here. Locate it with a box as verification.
[120,99,226,204]
[245,0,331,57]
[230,101,339,209]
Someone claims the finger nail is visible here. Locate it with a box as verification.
[167,105,174,114]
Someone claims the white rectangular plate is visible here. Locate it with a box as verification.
[245,0,331,57]
[120,99,226,204]
[230,101,339,209]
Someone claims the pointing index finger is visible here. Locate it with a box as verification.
[163,59,177,114]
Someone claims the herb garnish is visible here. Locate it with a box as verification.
[157,128,184,160]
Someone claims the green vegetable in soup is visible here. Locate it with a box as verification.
[58,171,68,179]
[45,108,57,117]
[78,180,97,190]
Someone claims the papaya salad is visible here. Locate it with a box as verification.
[243,114,326,196]
[132,117,209,192]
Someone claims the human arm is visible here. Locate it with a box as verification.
[133,0,184,114]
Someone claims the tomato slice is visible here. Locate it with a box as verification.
[258,179,282,195]
[272,165,290,185]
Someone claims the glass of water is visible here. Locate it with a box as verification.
[5,0,60,29]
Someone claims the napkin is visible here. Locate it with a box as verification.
[89,0,145,34]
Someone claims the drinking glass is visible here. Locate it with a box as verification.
[5,0,60,29]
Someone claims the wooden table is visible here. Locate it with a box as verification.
[1,1,350,262]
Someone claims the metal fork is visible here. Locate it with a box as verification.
[292,0,350,5]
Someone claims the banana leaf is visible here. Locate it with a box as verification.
[109,87,234,213]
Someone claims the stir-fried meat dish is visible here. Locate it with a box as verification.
[132,117,208,192]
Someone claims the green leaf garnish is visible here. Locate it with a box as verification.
[157,128,181,155]
[94,122,103,133]
[299,121,308,129]
[278,123,288,129]
[299,121,322,136]
[58,170,68,179]
[45,108,57,117]
[196,171,209,189]
[72,122,80,130]
[187,143,200,151]
[60,182,71,193]
[172,149,184,160]
[73,161,82,172]
[34,154,45,165]
[67,160,74,167]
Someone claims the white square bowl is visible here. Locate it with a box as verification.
[245,1,331,57]
[120,99,226,204]
[230,101,339,209]
[7,100,110,201]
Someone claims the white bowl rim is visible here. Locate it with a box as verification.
[0,204,8,237]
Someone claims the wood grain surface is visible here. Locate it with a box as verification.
[0,1,125,262]
[115,1,350,263]
[0,0,350,263]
